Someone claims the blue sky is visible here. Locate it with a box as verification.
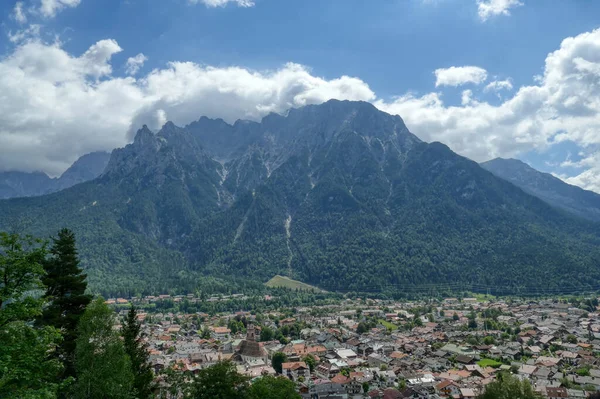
[1,0,600,193]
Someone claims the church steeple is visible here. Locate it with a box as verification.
[247,324,256,342]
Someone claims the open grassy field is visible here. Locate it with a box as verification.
[265,275,324,292]
[378,319,399,331]
[477,359,502,368]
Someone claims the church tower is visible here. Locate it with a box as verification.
[247,324,256,342]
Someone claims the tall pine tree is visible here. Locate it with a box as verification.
[39,228,92,378]
[122,305,154,399]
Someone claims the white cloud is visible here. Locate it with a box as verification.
[129,62,375,139]
[125,53,148,76]
[558,153,600,193]
[434,66,488,87]
[477,0,523,21]
[188,0,255,7]
[8,24,41,44]
[40,0,81,18]
[484,79,513,92]
[461,89,476,106]
[13,2,27,23]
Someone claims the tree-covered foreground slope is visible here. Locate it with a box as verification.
[1,100,600,296]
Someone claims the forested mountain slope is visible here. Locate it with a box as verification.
[2,100,599,296]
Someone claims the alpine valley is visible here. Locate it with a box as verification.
[2,100,600,296]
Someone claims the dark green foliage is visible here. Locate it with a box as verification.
[188,361,249,399]
[477,373,543,399]
[158,361,302,399]
[0,233,65,398]
[468,312,478,329]
[39,228,92,378]
[247,375,301,399]
[271,352,288,374]
[357,322,369,334]
[260,326,274,341]
[0,233,47,327]
[0,321,65,398]
[302,355,316,372]
[122,305,154,399]
[72,298,134,399]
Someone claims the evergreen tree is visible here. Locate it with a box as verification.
[302,355,316,372]
[122,305,154,399]
[39,228,92,378]
[72,298,134,399]
[271,352,288,374]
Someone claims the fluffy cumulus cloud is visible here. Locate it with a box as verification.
[125,53,148,76]
[129,62,375,139]
[434,66,488,87]
[477,0,523,21]
[40,0,81,18]
[4,27,600,193]
[188,0,255,7]
[0,39,139,175]
[561,155,600,193]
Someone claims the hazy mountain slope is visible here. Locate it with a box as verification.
[56,151,111,191]
[0,171,55,199]
[481,158,600,222]
[0,151,110,199]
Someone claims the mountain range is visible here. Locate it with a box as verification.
[1,100,600,297]
[0,151,110,199]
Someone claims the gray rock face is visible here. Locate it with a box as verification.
[0,151,110,199]
[481,157,600,221]
[56,151,111,191]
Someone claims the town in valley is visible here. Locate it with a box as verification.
[107,292,600,398]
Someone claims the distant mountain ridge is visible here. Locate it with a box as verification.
[481,158,600,222]
[0,151,110,199]
[2,100,600,297]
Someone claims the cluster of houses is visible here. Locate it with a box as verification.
[109,295,600,398]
